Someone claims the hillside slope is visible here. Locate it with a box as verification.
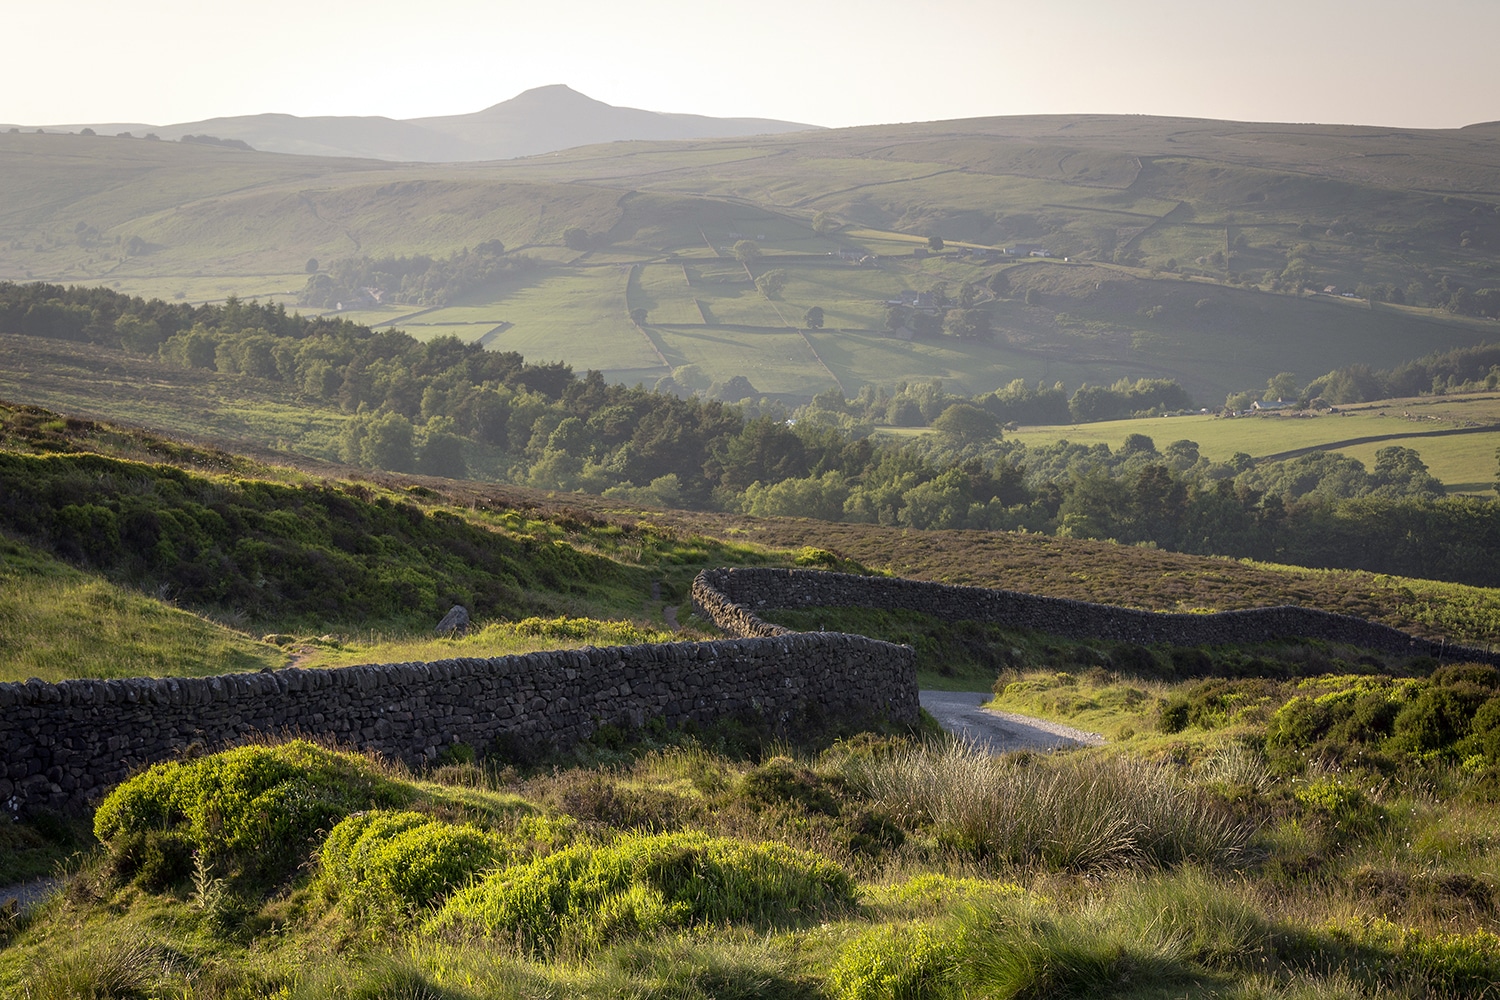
[2,113,1499,404]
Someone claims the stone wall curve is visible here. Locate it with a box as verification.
[692,567,1497,665]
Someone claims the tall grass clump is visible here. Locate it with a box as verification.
[428,830,855,952]
[318,810,501,920]
[830,893,1190,1000]
[22,934,163,1000]
[1113,867,1270,969]
[841,739,1251,872]
[94,739,411,887]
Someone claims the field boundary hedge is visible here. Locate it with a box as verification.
[0,630,917,818]
[692,567,1498,664]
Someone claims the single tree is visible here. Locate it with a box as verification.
[305,257,319,274]
[755,269,787,297]
[630,307,648,326]
[804,306,824,329]
[1264,372,1299,403]
[933,402,1000,449]
[927,235,944,252]
[732,240,761,262]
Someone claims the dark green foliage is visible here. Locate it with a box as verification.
[106,829,196,892]
[0,449,615,625]
[741,757,843,817]
[1262,666,1500,774]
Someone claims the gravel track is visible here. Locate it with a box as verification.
[919,690,1105,752]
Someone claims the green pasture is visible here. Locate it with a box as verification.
[806,330,1098,398]
[1002,394,1500,492]
[395,323,502,345]
[632,264,704,325]
[469,269,662,372]
[652,326,835,396]
[102,273,306,306]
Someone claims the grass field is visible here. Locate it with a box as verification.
[446,269,665,375]
[997,392,1500,492]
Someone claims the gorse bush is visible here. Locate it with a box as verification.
[94,740,411,886]
[1265,667,1500,774]
[428,830,855,951]
[841,739,1251,872]
[318,810,501,919]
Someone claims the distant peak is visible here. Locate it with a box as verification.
[516,84,583,97]
[508,84,601,105]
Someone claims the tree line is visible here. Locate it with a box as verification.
[4,282,1498,587]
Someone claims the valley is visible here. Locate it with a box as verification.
[7,99,1500,999]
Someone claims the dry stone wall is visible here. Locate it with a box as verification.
[0,632,917,818]
[693,568,1498,665]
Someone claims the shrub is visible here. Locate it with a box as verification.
[1392,684,1487,755]
[1294,778,1387,839]
[740,756,842,816]
[1158,697,1190,734]
[428,830,855,951]
[318,810,500,918]
[93,740,411,885]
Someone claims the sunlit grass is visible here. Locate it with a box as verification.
[0,543,282,682]
[291,617,687,670]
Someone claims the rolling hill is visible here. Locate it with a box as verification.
[5,85,820,162]
[2,111,1499,405]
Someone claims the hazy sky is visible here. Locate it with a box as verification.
[8,0,1498,130]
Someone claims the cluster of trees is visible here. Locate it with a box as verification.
[795,376,1190,432]
[299,241,524,309]
[5,283,1499,587]
[1233,343,1500,407]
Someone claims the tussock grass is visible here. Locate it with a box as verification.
[20,933,162,1000]
[841,738,1252,872]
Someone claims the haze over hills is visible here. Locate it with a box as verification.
[1,84,821,162]
[3,107,1500,407]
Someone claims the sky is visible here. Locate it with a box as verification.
[7,0,1498,130]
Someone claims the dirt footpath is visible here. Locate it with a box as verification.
[919,690,1105,752]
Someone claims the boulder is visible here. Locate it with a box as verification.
[436,605,470,636]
